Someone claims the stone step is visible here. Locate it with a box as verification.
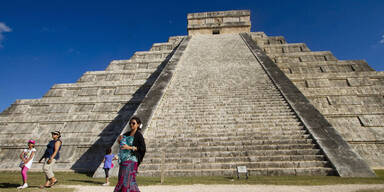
[146,128,308,139]
[0,112,119,123]
[167,36,185,44]
[299,86,384,97]
[163,85,280,90]
[146,144,317,154]
[263,43,310,54]
[149,126,306,134]
[146,134,311,145]
[147,125,306,136]
[153,116,299,123]
[140,161,330,171]
[139,167,336,177]
[142,155,326,164]
[52,79,152,89]
[156,111,297,117]
[0,137,114,147]
[1,97,141,115]
[150,42,176,51]
[287,70,384,80]
[42,85,147,98]
[160,108,295,114]
[162,90,283,95]
[77,69,155,83]
[150,121,303,128]
[13,95,142,105]
[5,98,294,113]
[269,51,337,63]
[130,50,172,61]
[263,36,287,45]
[147,143,317,154]
[161,101,289,107]
[148,123,305,130]
[153,115,299,121]
[146,149,323,159]
[277,64,373,75]
[1,101,137,115]
[146,128,307,139]
[152,111,296,117]
[106,60,163,71]
[255,39,287,47]
[274,59,368,69]
[163,91,284,96]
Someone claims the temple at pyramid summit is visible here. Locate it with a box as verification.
[1,10,383,178]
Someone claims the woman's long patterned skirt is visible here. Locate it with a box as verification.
[113,160,140,192]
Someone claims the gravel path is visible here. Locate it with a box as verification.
[65,184,384,192]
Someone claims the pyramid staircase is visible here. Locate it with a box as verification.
[140,34,336,176]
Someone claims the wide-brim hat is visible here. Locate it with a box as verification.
[51,131,61,136]
[28,139,36,144]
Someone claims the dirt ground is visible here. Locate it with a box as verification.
[65,184,384,192]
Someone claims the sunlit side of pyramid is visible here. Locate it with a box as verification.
[1,10,382,178]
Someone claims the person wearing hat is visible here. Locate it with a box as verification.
[17,139,36,189]
[38,131,62,188]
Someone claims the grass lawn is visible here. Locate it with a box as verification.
[0,170,383,191]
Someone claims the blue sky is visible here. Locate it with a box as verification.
[0,0,383,112]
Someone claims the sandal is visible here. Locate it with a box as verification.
[51,180,58,186]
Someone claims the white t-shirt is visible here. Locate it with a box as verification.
[19,148,36,169]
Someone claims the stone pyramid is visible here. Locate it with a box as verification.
[1,10,382,178]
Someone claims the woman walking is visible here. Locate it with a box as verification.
[38,131,62,188]
[114,116,146,192]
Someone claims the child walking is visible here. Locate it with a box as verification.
[102,148,117,186]
[18,139,36,189]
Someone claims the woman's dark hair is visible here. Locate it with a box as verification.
[106,148,112,154]
[123,116,142,136]
[130,116,142,127]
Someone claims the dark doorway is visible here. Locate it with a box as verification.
[212,29,220,35]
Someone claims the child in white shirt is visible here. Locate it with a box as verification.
[17,139,36,189]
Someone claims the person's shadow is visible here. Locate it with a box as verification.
[67,179,104,185]
[0,182,20,188]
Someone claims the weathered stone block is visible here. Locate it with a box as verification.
[39,123,65,135]
[327,96,362,105]
[358,115,384,127]
[78,74,96,82]
[306,79,330,88]
[98,88,115,96]
[347,77,374,87]
[114,86,137,95]
[45,89,65,97]
[78,88,98,96]
[5,104,30,114]
[72,104,94,112]
[48,104,73,113]
[28,105,49,114]
[93,103,121,112]
[95,74,107,81]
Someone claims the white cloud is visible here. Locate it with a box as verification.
[380,34,384,44]
[67,48,80,55]
[0,22,12,47]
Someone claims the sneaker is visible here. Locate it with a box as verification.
[17,183,28,189]
[102,182,110,186]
